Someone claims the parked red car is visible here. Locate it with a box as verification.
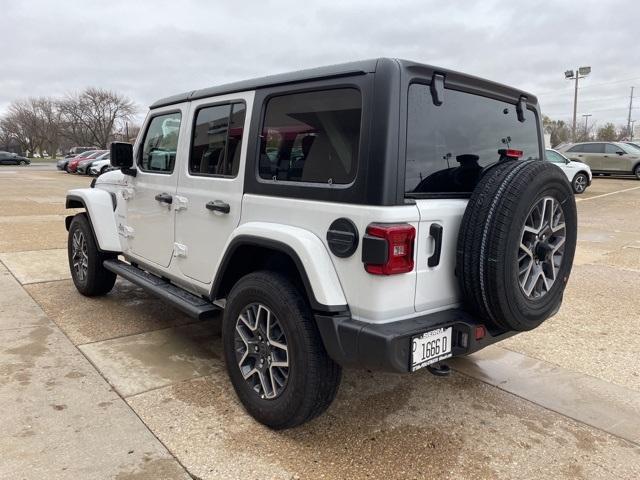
[66,150,103,173]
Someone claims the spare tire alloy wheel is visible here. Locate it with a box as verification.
[234,303,289,399]
[518,197,566,299]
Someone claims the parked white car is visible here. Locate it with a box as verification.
[64,59,577,429]
[88,157,113,176]
[545,148,592,194]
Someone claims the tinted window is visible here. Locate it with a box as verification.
[139,112,181,173]
[545,150,566,163]
[581,143,603,153]
[259,88,361,184]
[604,143,622,154]
[406,84,540,195]
[190,103,245,177]
[567,144,583,152]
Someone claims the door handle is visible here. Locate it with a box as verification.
[206,200,230,214]
[427,223,443,267]
[154,192,173,204]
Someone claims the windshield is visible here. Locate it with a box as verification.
[405,84,541,195]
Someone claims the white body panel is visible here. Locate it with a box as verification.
[413,199,467,312]
[224,221,347,308]
[124,103,190,268]
[239,195,423,322]
[67,188,121,252]
[174,92,255,283]
[558,159,592,183]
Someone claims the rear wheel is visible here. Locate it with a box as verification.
[457,160,577,331]
[634,164,640,180]
[19,160,28,166]
[572,172,588,193]
[68,214,117,296]
[222,271,341,429]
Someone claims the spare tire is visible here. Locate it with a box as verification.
[456,160,577,331]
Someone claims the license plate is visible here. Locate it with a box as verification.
[411,327,453,372]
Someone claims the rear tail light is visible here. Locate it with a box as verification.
[498,148,523,159]
[363,224,416,275]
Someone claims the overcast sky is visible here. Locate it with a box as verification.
[2,0,639,130]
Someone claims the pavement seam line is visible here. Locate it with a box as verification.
[451,353,640,448]
[74,318,214,347]
[13,267,197,480]
[576,184,640,202]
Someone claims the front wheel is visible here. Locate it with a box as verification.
[572,172,588,193]
[222,271,341,429]
[68,214,116,296]
[19,160,28,166]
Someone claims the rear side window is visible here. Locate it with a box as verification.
[406,84,540,195]
[567,144,583,152]
[189,102,246,177]
[139,112,182,173]
[582,143,604,153]
[258,88,361,184]
[604,144,621,154]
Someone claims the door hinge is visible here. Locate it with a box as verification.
[173,243,188,257]
[118,224,134,238]
[121,188,135,200]
[174,195,188,211]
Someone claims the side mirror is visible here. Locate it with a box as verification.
[616,150,625,155]
[110,142,135,174]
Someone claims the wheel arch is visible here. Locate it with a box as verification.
[65,189,121,252]
[211,231,348,313]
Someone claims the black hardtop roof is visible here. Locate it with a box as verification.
[150,58,537,109]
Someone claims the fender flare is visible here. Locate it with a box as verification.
[211,222,348,313]
[65,188,121,252]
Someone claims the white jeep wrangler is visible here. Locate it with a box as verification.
[65,58,577,429]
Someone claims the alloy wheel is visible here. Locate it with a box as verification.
[518,196,566,299]
[234,303,289,399]
[71,230,89,282]
[574,174,587,193]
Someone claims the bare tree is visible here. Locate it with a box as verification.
[59,88,136,148]
[1,100,42,156]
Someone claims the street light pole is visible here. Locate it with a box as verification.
[582,113,592,139]
[565,66,591,142]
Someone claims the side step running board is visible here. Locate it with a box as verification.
[103,259,219,320]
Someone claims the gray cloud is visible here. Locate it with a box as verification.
[1,0,639,127]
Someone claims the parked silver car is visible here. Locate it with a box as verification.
[558,142,640,179]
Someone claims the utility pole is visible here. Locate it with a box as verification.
[582,113,592,139]
[631,120,636,141]
[627,87,634,139]
[565,66,591,142]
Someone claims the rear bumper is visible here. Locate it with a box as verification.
[316,308,516,373]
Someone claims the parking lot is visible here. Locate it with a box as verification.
[1,165,639,479]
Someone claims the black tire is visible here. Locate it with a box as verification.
[634,164,640,180]
[572,172,588,194]
[19,160,28,166]
[65,164,71,173]
[100,166,109,175]
[457,160,577,331]
[67,214,117,296]
[222,271,341,429]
